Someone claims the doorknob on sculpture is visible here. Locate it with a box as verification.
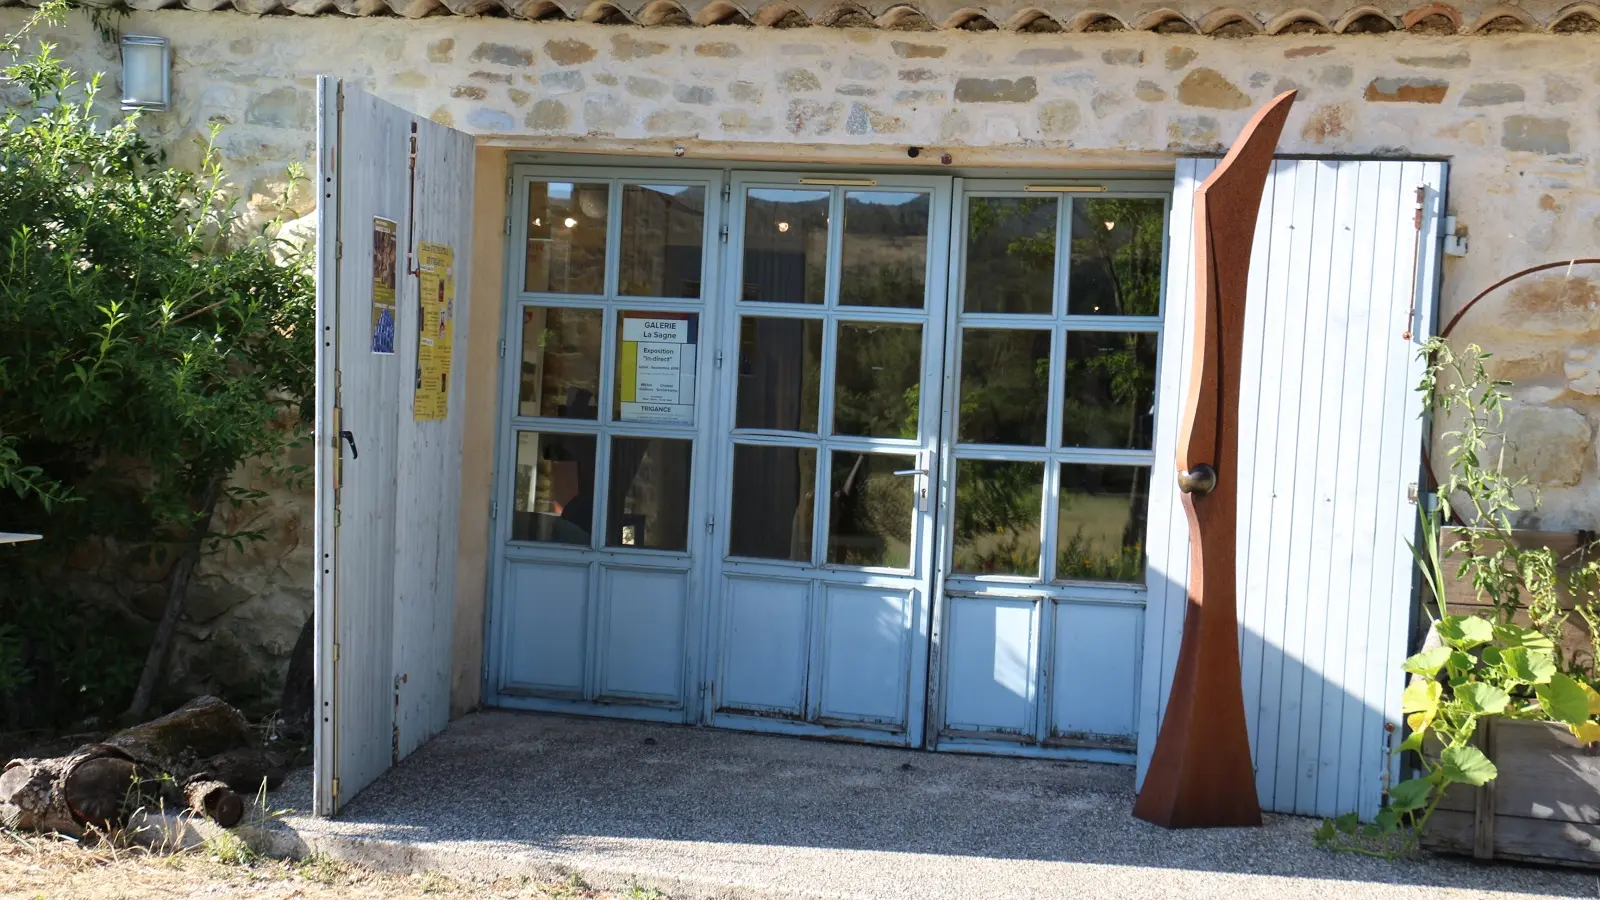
[1176,463,1216,496]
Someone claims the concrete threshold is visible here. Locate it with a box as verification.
[255,711,1590,900]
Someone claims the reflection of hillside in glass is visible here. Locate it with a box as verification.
[1062,331,1157,450]
[619,184,706,299]
[964,197,1057,314]
[1055,464,1148,584]
[952,459,1043,577]
[742,189,828,304]
[1069,198,1164,317]
[958,329,1050,446]
[840,191,930,309]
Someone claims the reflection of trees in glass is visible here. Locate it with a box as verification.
[952,460,1043,576]
[964,197,1057,314]
[1062,331,1157,450]
[827,454,914,568]
[1055,465,1149,584]
[834,323,921,439]
[958,329,1050,446]
[841,193,928,309]
[1069,199,1164,317]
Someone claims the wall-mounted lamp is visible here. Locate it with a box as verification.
[120,35,170,112]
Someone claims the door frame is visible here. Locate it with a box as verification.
[484,164,727,723]
[703,170,955,746]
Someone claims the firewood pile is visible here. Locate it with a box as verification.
[0,696,284,837]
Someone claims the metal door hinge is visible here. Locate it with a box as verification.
[335,238,343,261]
[714,350,724,369]
[491,499,498,520]
[1413,186,1426,231]
[721,183,730,202]
[504,216,511,235]
[706,514,715,533]
[333,642,341,662]
[336,89,344,113]
[331,777,340,798]
[718,224,729,243]
[498,339,506,359]
[1407,483,1418,504]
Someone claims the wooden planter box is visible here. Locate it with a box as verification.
[1422,718,1600,868]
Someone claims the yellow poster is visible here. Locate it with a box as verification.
[412,242,455,421]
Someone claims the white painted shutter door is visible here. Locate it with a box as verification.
[313,78,476,816]
[1137,159,1447,820]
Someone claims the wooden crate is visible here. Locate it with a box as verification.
[1423,718,1600,869]
[1437,529,1596,666]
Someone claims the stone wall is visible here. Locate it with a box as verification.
[7,8,1597,698]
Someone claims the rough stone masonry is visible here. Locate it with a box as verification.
[6,7,1597,696]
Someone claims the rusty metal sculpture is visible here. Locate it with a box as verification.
[1133,90,1296,830]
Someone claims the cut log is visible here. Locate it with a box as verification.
[1,696,273,838]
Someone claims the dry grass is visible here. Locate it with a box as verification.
[0,829,663,900]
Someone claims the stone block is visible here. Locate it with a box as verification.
[427,38,454,64]
[468,43,532,68]
[1567,347,1600,395]
[1364,77,1448,103]
[1502,116,1571,154]
[1102,49,1144,66]
[780,68,823,93]
[612,34,667,60]
[1460,83,1525,107]
[645,109,708,134]
[674,84,714,105]
[892,41,946,59]
[583,95,633,133]
[625,76,666,99]
[1302,103,1351,143]
[1166,47,1198,70]
[244,87,313,130]
[1397,51,1470,69]
[954,76,1037,103]
[729,81,763,103]
[545,39,596,66]
[1177,68,1251,110]
[1038,99,1081,135]
[450,85,486,100]
[696,42,740,58]
[1496,402,1592,486]
[1135,80,1167,102]
[1167,115,1221,150]
[542,70,586,95]
[1013,47,1083,65]
[526,99,571,131]
[1284,45,1332,59]
[786,99,842,135]
[843,57,888,80]
[899,68,939,84]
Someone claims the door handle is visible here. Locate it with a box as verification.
[893,468,930,511]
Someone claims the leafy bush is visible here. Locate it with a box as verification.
[1316,340,1600,856]
[0,2,314,728]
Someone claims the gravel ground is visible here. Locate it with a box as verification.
[0,828,655,900]
[267,711,1600,900]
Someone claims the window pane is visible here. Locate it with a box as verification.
[963,197,1057,314]
[518,307,602,420]
[736,316,823,432]
[729,444,816,561]
[510,431,597,545]
[1062,331,1158,450]
[827,452,915,569]
[1068,198,1164,316]
[958,328,1050,446]
[741,189,828,304]
[619,184,706,298]
[524,181,609,295]
[606,437,693,552]
[952,460,1043,577]
[614,312,699,425]
[833,321,921,438]
[840,191,928,309]
[1056,464,1149,584]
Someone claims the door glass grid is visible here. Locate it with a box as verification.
[950,194,1167,586]
[727,182,936,572]
[508,173,715,555]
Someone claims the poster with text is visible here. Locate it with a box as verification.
[412,242,455,421]
[618,312,697,425]
[370,217,398,354]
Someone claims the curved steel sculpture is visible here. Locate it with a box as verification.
[1133,90,1296,830]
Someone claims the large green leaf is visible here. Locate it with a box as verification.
[1439,745,1499,787]
[1455,682,1510,715]
[1402,646,1453,676]
[1494,623,1555,652]
[1387,777,1433,813]
[1536,673,1591,726]
[1436,615,1494,650]
[1402,678,1442,715]
[1502,647,1557,685]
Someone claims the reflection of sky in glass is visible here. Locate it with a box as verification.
[546,182,573,200]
